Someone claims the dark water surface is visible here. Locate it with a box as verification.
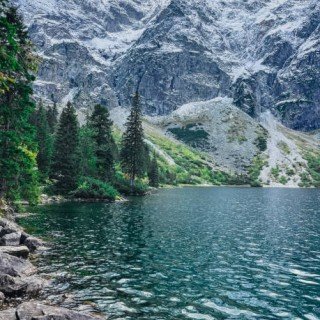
[20,188,320,319]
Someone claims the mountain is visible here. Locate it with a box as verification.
[15,0,320,130]
[13,0,320,187]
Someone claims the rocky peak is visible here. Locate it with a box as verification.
[13,0,320,130]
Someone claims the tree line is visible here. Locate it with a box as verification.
[0,1,159,205]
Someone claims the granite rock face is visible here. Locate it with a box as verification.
[13,0,320,130]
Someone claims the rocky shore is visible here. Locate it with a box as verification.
[0,205,102,319]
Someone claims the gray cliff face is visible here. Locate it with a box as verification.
[14,0,320,131]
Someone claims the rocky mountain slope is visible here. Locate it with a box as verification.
[14,0,320,131]
[13,0,320,187]
[110,103,319,187]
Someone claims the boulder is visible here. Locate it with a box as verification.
[0,308,16,320]
[23,236,45,252]
[0,253,36,277]
[0,232,21,246]
[16,301,102,320]
[25,276,45,296]
[0,246,29,259]
[0,218,22,234]
[0,291,5,306]
[20,232,30,244]
[0,273,28,297]
[0,272,44,298]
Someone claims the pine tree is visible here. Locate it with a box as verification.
[47,102,58,134]
[0,3,39,204]
[78,124,97,178]
[148,152,159,188]
[32,102,53,180]
[51,102,79,194]
[89,104,116,182]
[120,92,146,191]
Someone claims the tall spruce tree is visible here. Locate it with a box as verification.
[51,102,79,194]
[120,92,145,191]
[32,102,53,180]
[148,152,159,188]
[0,3,39,204]
[47,102,58,134]
[89,104,116,182]
[78,124,97,178]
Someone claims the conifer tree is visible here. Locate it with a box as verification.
[148,153,159,188]
[78,124,97,178]
[32,102,53,180]
[89,104,116,182]
[51,102,79,194]
[120,92,145,191]
[0,3,39,204]
[47,102,58,134]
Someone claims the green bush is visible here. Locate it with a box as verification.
[114,171,149,195]
[248,156,266,186]
[251,180,263,187]
[279,176,288,185]
[305,153,320,187]
[271,166,281,179]
[255,134,268,152]
[71,177,119,200]
[168,124,210,148]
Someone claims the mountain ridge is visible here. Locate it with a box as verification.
[14,0,320,131]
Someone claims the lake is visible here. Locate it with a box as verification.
[20,187,320,319]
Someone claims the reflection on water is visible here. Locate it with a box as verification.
[21,188,320,319]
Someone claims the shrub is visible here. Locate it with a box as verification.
[251,180,262,187]
[71,177,119,200]
[255,134,268,152]
[114,171,149,195]
[279,176,288,185]
[248,155,266,186]
[271,166,281,179]
[277,141,290,155]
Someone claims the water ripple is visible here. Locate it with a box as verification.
[21,188,320,319]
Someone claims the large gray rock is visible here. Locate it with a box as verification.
[0,291,5,306]
[0,253,36,277]
[16,301,102,320]
[0,246,29,259]
[0,308,16,320]
[0,218,23,236]
[0,252,44,297]
[0,232,21,246]
[0,264,43,298]
[0,273,28,297]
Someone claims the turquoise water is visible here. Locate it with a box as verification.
[20,188,320,319]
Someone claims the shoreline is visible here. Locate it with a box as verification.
[0,205,103,320]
